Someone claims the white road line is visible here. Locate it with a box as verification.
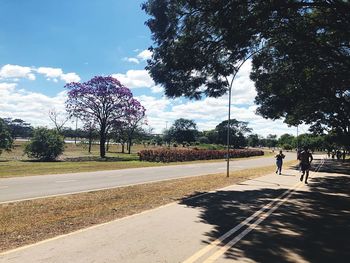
[184,158,325,263]
[217,166,244,170]
[202,158,325,262]
[55,180,77,183]
[204,183,304,263]
[182,182,301,263]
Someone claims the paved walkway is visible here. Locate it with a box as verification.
[1,158,349,263]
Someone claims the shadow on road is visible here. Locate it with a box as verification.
[180,160,350,262]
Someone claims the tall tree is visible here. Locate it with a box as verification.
[112,98,146,154]
[82,121,98,153]
[4,118,33,138]
[167,118,198,144]
[143,1,350,147]
[265,134,278,149]
[215,119,251,148]
[247,134,260,148]
[119,98,146,154]
[0,118,13,155]
[66,76,133,158]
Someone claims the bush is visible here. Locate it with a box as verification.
[138,148,264,162]
[25,128,65,161]
[0,118,13,155]
[198,136,210,144]
[282,143,293,150]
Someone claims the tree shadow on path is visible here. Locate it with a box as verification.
[180,160,350,262]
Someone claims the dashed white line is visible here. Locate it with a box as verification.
[55,180,77,183]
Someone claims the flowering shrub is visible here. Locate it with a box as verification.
[138,148,264,162]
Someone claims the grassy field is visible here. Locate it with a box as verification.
[0,141,274,178]
[0,161,297,253]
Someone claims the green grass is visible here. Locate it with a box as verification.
[0,140,273,178]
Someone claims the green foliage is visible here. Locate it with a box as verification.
[282,144,293,151]
[143,1,350,147]
[166,118,198,144]
[198,136,210,144]
[247,134,260,147]
[0,118,13,155]
[297,134,327,152]
[202,130,219,144]
[3,118,33,138]
[264,134,278,148]
[278,134,296,149]
[250,4,350,144]
[25,128,65,161]
[215,119,251,148]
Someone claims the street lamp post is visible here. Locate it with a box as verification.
[226,84,232,177]
[225,45,269,178]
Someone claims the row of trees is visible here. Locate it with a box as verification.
[159,118,344,152]
[163,118,251,148]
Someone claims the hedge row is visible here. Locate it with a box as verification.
[138,148,264,162]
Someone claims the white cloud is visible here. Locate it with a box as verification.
[122,49,153,64]
[112,69,154,88]
[36,67,80,83]
[0,82,68,128]
[150,85,164,93]
[0,82,17,92]
[136,49,152,61]
[123,57,140,64]
[0,64,80,83]
[37,67,63,78]
[0,64,35,80]
[60,72,81,83]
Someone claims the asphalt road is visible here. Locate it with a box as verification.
[0,153,296,203]
[2,158,348,263]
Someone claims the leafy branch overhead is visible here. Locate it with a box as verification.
[143,0,350,146]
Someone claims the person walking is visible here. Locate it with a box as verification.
[275,150,285,175]
[298,146,313,184]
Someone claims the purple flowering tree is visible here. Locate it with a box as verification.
[65,76,133,158]
[113,98,146,154]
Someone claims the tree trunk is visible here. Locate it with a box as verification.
[88,137,92,153]
[121,142,125,153]
[106,138,110,152]
[100,124,106,158]
[128,138,132,154]
[88,129,92,153]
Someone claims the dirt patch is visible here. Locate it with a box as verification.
[0,161,296,253]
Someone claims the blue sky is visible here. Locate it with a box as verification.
[0,0,305,136]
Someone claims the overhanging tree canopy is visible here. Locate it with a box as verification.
[143,0,350,146]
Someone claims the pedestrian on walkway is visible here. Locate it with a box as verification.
[275,150,285,175]
[298,146,313,184]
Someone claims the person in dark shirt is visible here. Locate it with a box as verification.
[275,150,285,175]
[298,146,313,184]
